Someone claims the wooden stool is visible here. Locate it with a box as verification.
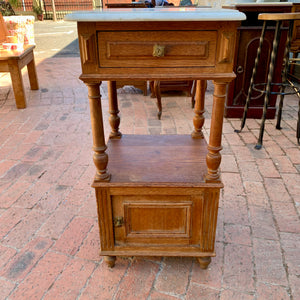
[235,13,300,148]
[0,45,39,109]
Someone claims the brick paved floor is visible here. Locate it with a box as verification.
[0,56,299,299]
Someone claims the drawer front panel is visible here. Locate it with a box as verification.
[97,30,217,68]
[112,194,203,246]
[125,202,191,237]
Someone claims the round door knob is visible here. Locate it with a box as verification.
[237,66,244,74]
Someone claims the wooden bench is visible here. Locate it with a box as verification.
[0,14,38,109]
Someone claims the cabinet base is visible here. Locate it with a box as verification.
[197,256,212,269]
[104,256,116,268]
[103,255,212,269]
[94,135,222,268]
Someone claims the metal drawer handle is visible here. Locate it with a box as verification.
[153,44,165,57]
[237,66,244,74]
[114,216,124,227]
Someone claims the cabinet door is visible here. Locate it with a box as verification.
[112,194,203,246]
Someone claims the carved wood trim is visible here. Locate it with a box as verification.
[96,188,115,251]
[200,188,220,252]
[80,33,97,65]
[123,201,192,238]
[218,31,235,64]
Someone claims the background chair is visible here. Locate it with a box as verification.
[235,13,300,148]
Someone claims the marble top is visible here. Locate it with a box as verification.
[233,2,293,5]
[65,7,246,22]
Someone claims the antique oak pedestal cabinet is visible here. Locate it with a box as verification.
[66,8,245,268]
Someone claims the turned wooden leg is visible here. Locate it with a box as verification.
[86,82,111,182]
[108,81,122,139]
[154,80,162,120]
[197,257,211,269]
[192,80,206,139]
[206,81,227,182]
[104,256,116,268]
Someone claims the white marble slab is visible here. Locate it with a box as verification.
[65,7,246,22]
[233,2,292,5]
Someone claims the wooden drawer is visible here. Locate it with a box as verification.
[97,30,217,68]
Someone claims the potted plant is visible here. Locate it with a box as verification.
[0,0,17,16]
[32,3,43,21]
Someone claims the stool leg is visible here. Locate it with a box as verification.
[297,96,300,145]
[235,20,267,133]
[276,20,294,130]
[287,78,300,145]
[256,20,282,149]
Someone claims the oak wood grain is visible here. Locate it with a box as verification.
[76,16,239,268]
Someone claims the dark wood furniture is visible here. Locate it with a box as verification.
[236,13,300,149]
[66,8,244,268]
[225,3,295,119]
[149,79,195,119]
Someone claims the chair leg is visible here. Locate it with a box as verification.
[150,80,155,98]
[255,20,281,150]
[191,80,196,108]
[285,79,300,145]
[154,80,162,119]
[276,93,284,130]
[276,19,294,131]
[235,20,267,133]
[297,98,300,145]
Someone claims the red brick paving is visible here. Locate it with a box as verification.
[0,50,299,299]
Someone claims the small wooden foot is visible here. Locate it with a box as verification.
[197,257,211,269]
[104,256,116,268]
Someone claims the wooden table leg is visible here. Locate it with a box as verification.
[27,56,39,90]
[154,80,162,120]
[86,82,111,182]
[108,81,122,139]
[206,80,227,183]
[8,60,27,109]
[192,80,206,139]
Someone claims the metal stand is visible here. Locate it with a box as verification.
[235,13,300,148]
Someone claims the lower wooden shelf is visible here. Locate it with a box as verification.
[93,135,223,268]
